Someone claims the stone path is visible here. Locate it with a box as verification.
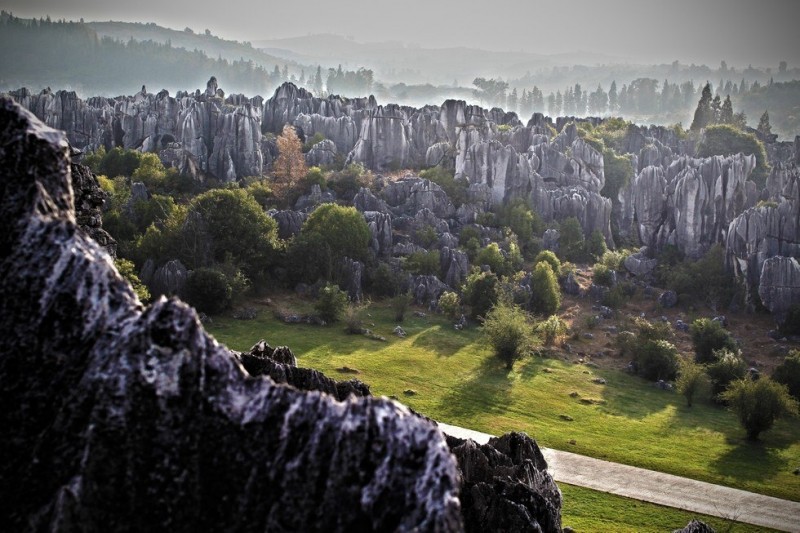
[438,423,800,532]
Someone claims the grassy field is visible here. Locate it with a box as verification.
[560,484,781,532]
[208,297,800,504]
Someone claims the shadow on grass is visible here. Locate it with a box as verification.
[434,354,514,420]
[595,367,680,420]
[709,434,794,482]
[410,326,469,357]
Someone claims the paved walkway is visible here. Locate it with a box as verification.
[438,423,800,532]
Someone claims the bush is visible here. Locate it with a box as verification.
[558,217,588,263]
[419,166,467,207]
[592,263,615,287]
[315,283,348,323]
[115,258,151,303]
[616,317,672,359]
[186,268,232,314]
[405,250,441,276]
[721,378,798,440]
[390,292,413,322]
[530,262,561,315]
[635,339,679,381]
[438,291,461,320]
[778,304,800,336]
[302,166,327,192]
[475,242,506,274]
[328,163,371,199]
[462,270,499,319]
[599,249,630,271]
[773,350,800,400]
[343,302,367,334]
[707,349,747,398]
[302,132,326,152]
[660,245,736,311]
[533,250,561,275]
[366,262,403,298]
[697,124,770,187]
[586,230,608,261]
[676,358,710,407]
[537,315,568,346]
[690,318,738,364]
[482,302,536,369]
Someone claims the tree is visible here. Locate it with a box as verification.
[696,124,770,186]
[635,340,679,382]
[721,378,798,440]
[185,189,279,278]
[438,291,461,320]
[273,124,307,196]
[690,83,713,131]
[707,349,747,397]
[482,301,535,369]
[608,81,618,113]
[757,110,773,137]
[115,258,151,303]
[463,270,499,319]
[533,250,561,276]
[530,261,561,315]
[472,77,508,107]
[676,359,710,407]
[690,318,738,364]
[186,267,232,314]
[289,203,371,283]
[475,242,506,274]
[719,95,734,124]
[773,350,800,400]
[315,283,348,322]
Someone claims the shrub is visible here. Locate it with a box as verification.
[635,339,679,381]
[414,225,438,248]
[599,249,630,271]
[475,242,506,274]
[366,262,403,298]
[616,317,672,360]
[462,270,499,319]
[315,283,348,323]
[244,180,273,209]
[328,163,371,199]
[389,292,413,322]
[721,378,798,440]
[778,304,800,336]
[301,166,327,192]
[538,315,568,346]
[530,262,561,315]
[186,268,232,314]
[533,250,561,275]
[558,217,588,263]
[601,285,626,309]
[707,349,747,398]
[302,132,326,152]
[438,291,461,320]
[592,263,615,287]
[405,250,441,276]
[772,350,800,400]
[115,258,150,303]
[586,230,608,261]
[344,302,367,334]
[482,302,536,369]
[690,318,738,364]
[676,358,710,407]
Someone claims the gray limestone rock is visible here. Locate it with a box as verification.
[659,290,679,308]
[337,257,365,302]
[72,160,116,257]
[624,251,658,277]
[149,259,189,299]
[412,275,449,305]
[0,96,465,533]
[673,519,716,533]
[268,209,307,240]
[440,247,470,288]
[543,229,560,252]
[354,187,391,214]
[304,138,337,167]
[364,211,393,257]
[758,256,800,325]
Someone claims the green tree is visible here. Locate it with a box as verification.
[405,250,440,276]
[132,152,175,190]
[315,283,348,323]
[438,291,461,320]
[696,124,770,187]
[475,242,506,274]
[757,110,773,137]
[635,339,679,381]
[482,301,535,369]
[530,261,561,315]
[690,83,713,131]
[462,269,499,319]
[676,358,710,407]
[186,189,279,278]
[707,349,747,398]
[289,203,371,283]
[721,378,798,440]
[773,350,800,400]
[690,318,738,364]
[115,258,151,303]
[558,217,587,263]
[186,267,232,314]
[719,95,734,124]
[533,250,561,276]
[537,314,567,346]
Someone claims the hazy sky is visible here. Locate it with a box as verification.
[3,0,798,67]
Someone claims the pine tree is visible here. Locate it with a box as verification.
[507,88,518,113]
[757,111,772,137]
[720,95,734,124]
[608,81,618,113]
[532,86,544,112]
[690,83,713,131]
[313,66,323,95]
[711,95,722,123]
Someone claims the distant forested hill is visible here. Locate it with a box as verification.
[0,14,290,96]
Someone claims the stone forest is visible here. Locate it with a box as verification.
[2,10,800,532]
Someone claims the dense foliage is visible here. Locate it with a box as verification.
[482,301,535,369]
[721,378,798,440]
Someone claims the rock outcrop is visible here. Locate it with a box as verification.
[1,97,565,532]
[758,256,800,324]
[72,158,117,257]
[0,97,465,532]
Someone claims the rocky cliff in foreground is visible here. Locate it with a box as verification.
[0,97,562,532]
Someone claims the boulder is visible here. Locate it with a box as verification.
[659,290,678,308]
[624,251,658,277]
[149,259,189,299]
[758,256,800,324]
[0,97,466,532]
[673,519,716,533]
[304,138,337,167]
[561,272,581,296]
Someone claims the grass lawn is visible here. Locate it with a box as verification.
[560,484,781,532]
[208,297,800,503]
